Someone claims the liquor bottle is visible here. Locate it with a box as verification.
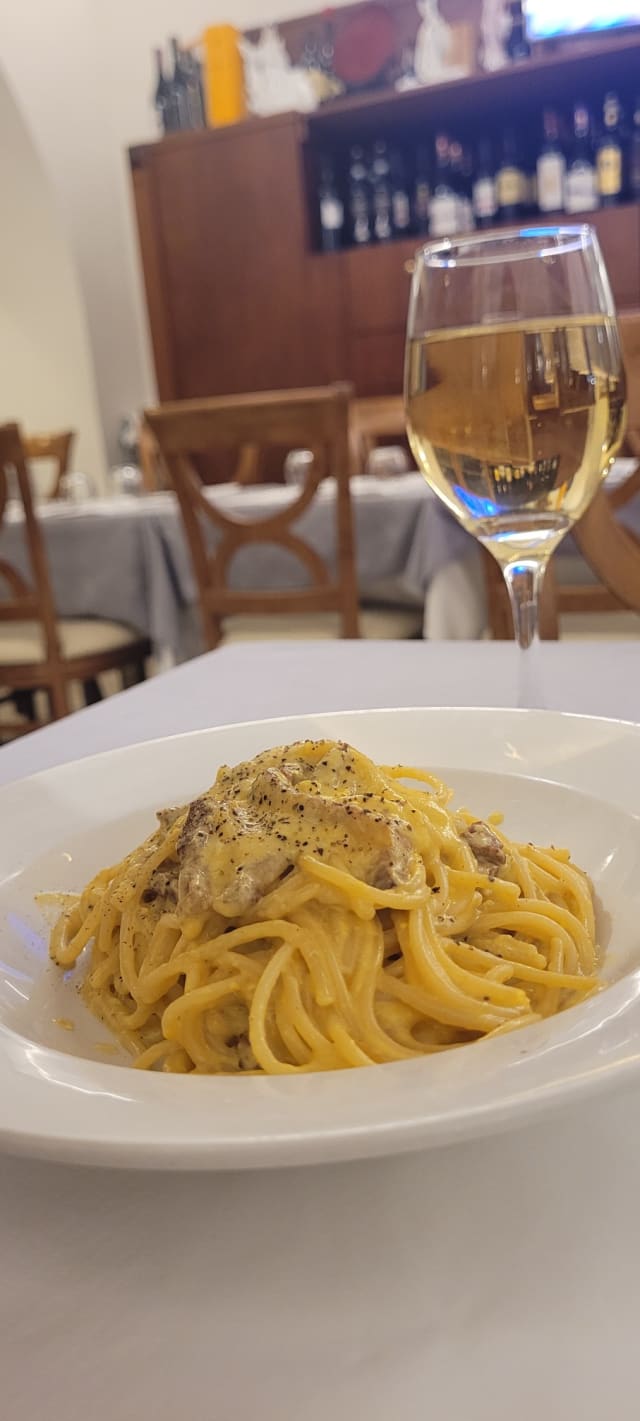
[537,109,566,213]
[564,103,599,213]
[449,141,472,233]
[390,151,412,237]
[597,93,625,207]
[507,0,531,62]
[429,135,458,238]
[152,48,170,134]
[629,98,640,201]
[371,140,393,242]
[318,157,344,252]
[167,37,190,131]
[496,130,527,221]
[413,146,431,235]
[460,145,475,231]
[348,146,373,246]
[473,140,498,228]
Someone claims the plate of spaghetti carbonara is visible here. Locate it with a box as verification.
[2,706,640,1169]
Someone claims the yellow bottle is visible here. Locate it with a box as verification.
[202,25,247,127]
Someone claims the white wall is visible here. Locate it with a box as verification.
[0,67,107,480]
[0,0,355,460]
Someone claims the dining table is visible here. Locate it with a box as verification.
[0,475,484,665]
[2,637,640,1421]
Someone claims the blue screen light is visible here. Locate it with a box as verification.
[525,1,640,41]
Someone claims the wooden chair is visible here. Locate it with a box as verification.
[573,487,640,615]
[349,395,408,475]
[548,309,640,624]
[139,417,260,492]
[485,311,640,638]
[24,429,75,500]
[0,423,150,739]
[144,385,360,649]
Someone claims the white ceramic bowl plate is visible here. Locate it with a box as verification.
[2,707,640,1170]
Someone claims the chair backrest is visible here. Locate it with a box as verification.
[574,487,640,613]
[145,385,359,649]
[24,429,75,500]
[349,396,408,475]
[0,423,62,663]
[618,312,640,434]
[138,417,260,492]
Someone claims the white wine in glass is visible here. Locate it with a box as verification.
[405,229,627,690]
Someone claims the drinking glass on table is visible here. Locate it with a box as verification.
[405,226,627,704]
[58,470,98,503]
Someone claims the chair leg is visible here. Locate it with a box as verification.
[13,690,36,722]
[48,675,70,721]
[539,560,559,640]
[121,659,147,690]
[83,678,103,705]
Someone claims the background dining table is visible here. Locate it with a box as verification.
[0,476,485,663]
[2,638,640,1421]
[3,462,639,665]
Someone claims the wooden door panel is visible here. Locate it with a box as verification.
[346,240,415,333]
[350,329,406,395]
[148,118,342,399]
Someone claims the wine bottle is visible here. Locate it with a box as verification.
[564,103,599,214]
[537,109,566,213]
[152,48,170,135]
[496,130,527,221]
[413,146,431,235]
[390,151,412,237]
[429,135,458,238]
[167,37,190,131]
[597,93,625,207]
[506,0,531,62]
[449,141,473,233]
[183,49,206,129]
[318,157,344,252]
[371,140,393,242]
[349,146,373,246]
[473,140,498,229]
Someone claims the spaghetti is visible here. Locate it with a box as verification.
[49,739,599,1074]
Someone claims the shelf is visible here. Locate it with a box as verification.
[316,201,640,260]
[306,32,640,142]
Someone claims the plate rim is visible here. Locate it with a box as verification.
[2,702,640,1171]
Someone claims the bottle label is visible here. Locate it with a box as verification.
[473,176,497,220]
[320,196,344,232]
[598,145,622,197]
[537,153,566,212]
[564,164,599,213]
[392,191,411,231]
[497,166,526,208]
[429,193,458,237]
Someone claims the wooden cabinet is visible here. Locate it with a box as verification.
[131,115,347,402]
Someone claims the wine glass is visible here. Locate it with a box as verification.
[405,226,627,703]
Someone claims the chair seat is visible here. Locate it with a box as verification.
[222,607,423,643]
[0,618,145,666]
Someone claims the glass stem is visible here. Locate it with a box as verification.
[502,558,547,710]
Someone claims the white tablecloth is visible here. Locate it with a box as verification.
[2,641,640,1421]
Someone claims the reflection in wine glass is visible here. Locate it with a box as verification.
[405,226,627,702]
